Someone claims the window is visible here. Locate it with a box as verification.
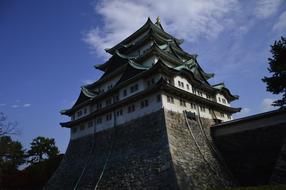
[206,95,211,99]
[220,112,225,118]
[192,88,196,94]
[197,91,203,96]
[80,124,85,131]
[71,115,75,121]
[167,96,174,103]
[97,103,102,109]
[200,106,206,112]
[84,108,87,114]
[178,81,184,88]
[106,113,112,121]
[180,99,186,107]
[130,84,139,93]
[116,109,123,116]
[72,127,77,133]
[88,121,93,128]
[141,99,149,108]
[151,78,155,84]
[128,105,135,113]
[77,110,82,117]
[157,94,161,102]
[123,89,127,97]
[190,103,196,109]
[218,97,221,102]
[105,98,112,105]
[227,114,231,119]
[114,95,119,102]
[107,84,113,90]
[97,117,102,124]
[186,84,190,90]
[222,99,226,104]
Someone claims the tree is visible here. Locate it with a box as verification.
[27,136,59,164]
[0,112,19,137]
[0,136,25,174]
[262,36,286,107]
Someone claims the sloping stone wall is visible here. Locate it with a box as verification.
[45,109,178,190]
[164,110,234,190]
[45,109,234,190]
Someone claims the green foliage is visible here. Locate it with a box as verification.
[0,154,63,189]
[27,136,60,164]
[0,136,25,174]
[262,36,286,107]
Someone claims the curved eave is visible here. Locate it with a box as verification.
[61,90,93,116]
[213,83,239,102]
[94,51,133,72]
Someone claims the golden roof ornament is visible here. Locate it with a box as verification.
[156,16,161,24]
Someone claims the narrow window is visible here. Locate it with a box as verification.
[157,95,161,102]
[77,110,82,117]
[80,124,85,131]
[123,89,127,96]
[186,84,190,90]
[88,121,93,128]
[97,118,102,124]
[72,127,77,133]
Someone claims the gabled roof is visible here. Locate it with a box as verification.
[105,17,183,55]
[212,83,239,101]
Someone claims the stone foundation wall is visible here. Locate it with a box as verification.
[45,109,178,190]
[164,110,234,190]
[45,109,234,190]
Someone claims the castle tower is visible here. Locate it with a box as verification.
[45,17,241,190]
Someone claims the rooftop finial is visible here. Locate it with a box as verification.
[156,16,161,24]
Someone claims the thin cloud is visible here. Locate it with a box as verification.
[255,0,282,19]
[23,104,31,107]
[0,103,6,107]
[11,105,19,108]
[234,107,251,118]
[85,0,239,58]
[261,98,275,112]
[273,11,286,31]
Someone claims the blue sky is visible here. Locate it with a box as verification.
[0,0,285,153]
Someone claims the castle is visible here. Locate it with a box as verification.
[60,17,240,140]
[45,17,243,190]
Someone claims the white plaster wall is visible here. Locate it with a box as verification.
[173,76,193,93]
[98,74,122,92]
[216,93,230,107]
[161,93,213,119]
[70,123,94,140]
[70,93,163,140]
[119,79,145,100]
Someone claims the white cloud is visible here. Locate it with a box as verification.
[85,0,239,57]
[23,104,31,107]
[255,0,282,19]
[261,98,275,112]
[273,11,286,31]
[0,103,6,107]
[234,107,251,118]
[11,105,19,108]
